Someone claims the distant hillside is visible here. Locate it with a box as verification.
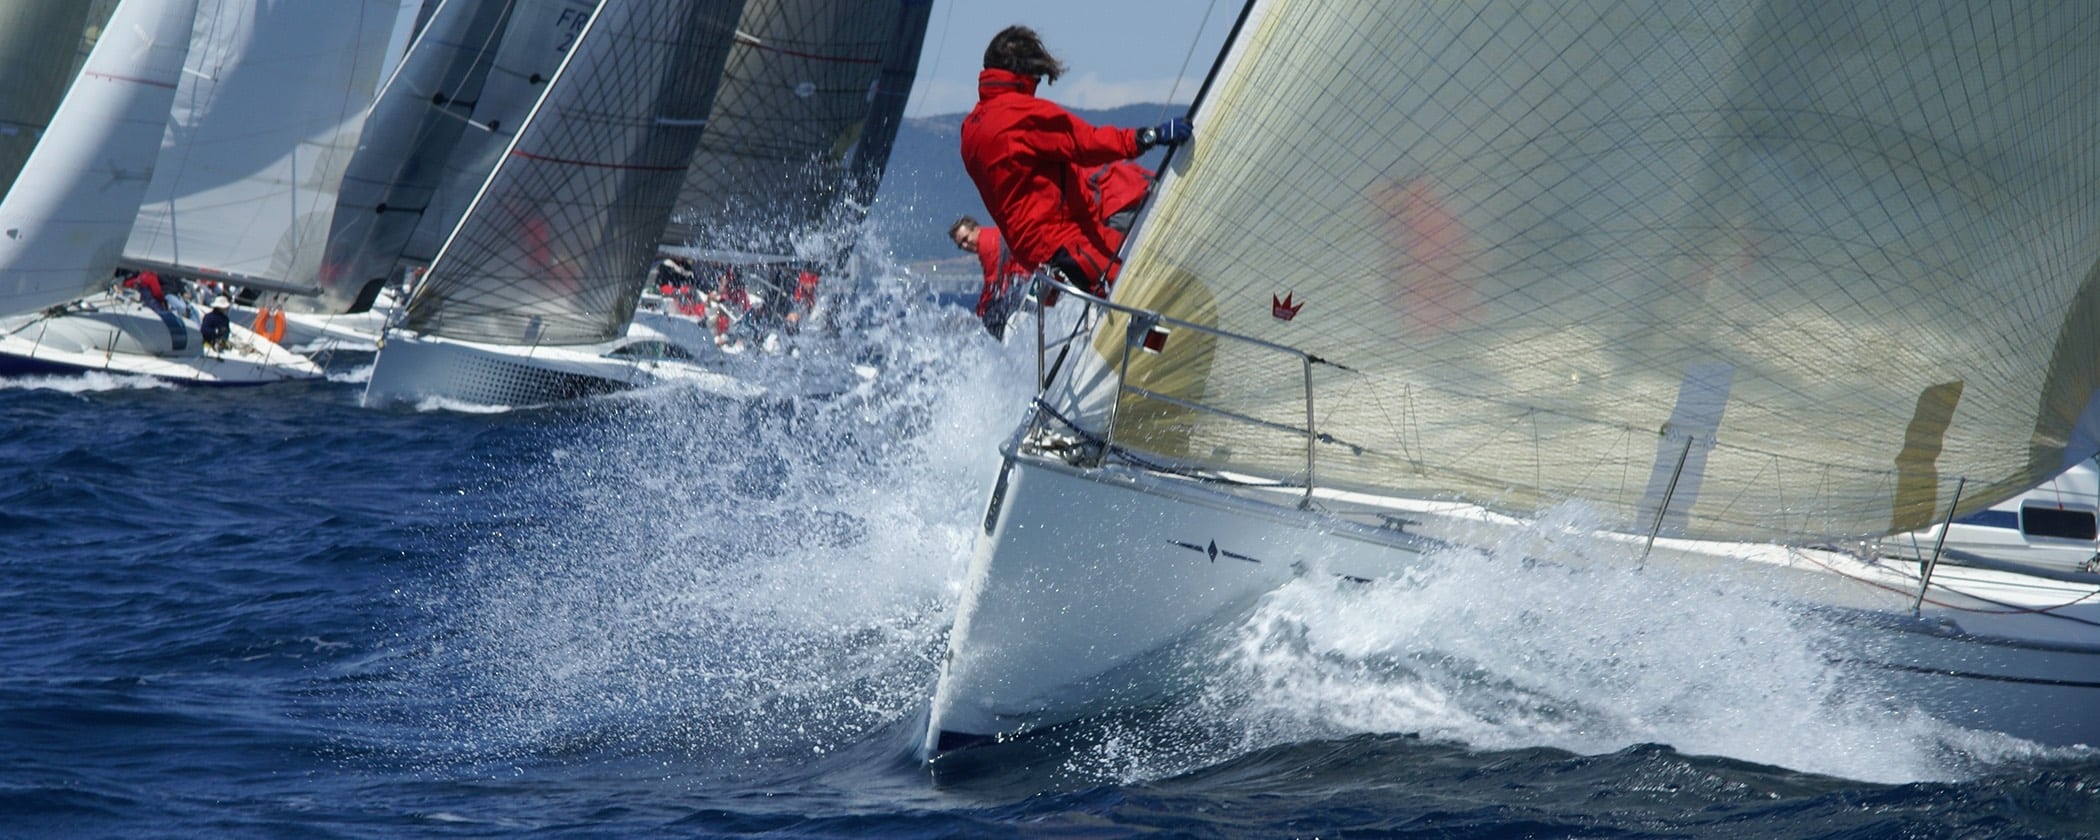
[866,103,1182,264]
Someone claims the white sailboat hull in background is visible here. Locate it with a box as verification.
[0,294,322,385]
[362,311,875,409]
[923,444,2100,757]
[360,330,708,409]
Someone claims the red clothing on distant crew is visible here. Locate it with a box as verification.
[124,271,166,309]
[793,271,820,307]
[961,68,1141,293]
[971,225,1033,321]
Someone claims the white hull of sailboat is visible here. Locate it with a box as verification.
[1840,609,2100,748]
[922,443,1441,755]
[0,297,323,385]
[233,305,390,356]
[924,444,2100,757]
[361,330,697,409]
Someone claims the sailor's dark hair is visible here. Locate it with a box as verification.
[948,215,981,238]
[983,25,1064,83]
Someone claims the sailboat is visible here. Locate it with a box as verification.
[124,0,418,358]
[359,0,759,408]
[644,0,929,380]
[922,1,2100,757]
[0,0,318,384]
[0,0,414,383]
[657,0,929,272]
[362,0,930,409]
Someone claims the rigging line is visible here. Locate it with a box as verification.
[1158,0,1225,123]
[1030,391,1342,492]
[916,0,954,119]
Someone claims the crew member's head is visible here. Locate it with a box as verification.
[984,25,1064,83]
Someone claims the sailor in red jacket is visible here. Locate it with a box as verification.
[960,25,1189,296]
[949,215,1034,338]
[122,269,168,310]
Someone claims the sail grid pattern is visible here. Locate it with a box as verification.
[396,0,599,277]
[658,0,930,259]
[404,0,746,345]
[1089,0,2100,542]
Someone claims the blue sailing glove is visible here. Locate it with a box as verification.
[1137,117,1192,150]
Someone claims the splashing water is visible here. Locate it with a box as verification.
[377,260,1041,777]
[1064,505,2055,785]
[356,247,2062,788]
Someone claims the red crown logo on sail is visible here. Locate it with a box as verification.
[1271,292,1302,321]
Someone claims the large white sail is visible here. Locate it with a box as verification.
[1065,0,2100,544]
[0,0,200,318]
[657,0,931,260]
[400,0,749,345]
[120,0,417,293]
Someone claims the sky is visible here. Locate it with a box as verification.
[902,0,1238,118]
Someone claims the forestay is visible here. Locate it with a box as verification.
[1071,0,2100,543]
[401,0,747,346]
[122,0,417,293]
[657,0,930,262]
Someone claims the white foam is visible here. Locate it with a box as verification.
[0,371,176,392]
[1158,504,2015,783]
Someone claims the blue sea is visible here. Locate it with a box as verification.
[5,285,2098,839]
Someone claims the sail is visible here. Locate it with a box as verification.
[0,1,99,199]
[1070,0,2100,543]
[302,0,564,314]
[121,0,416,293]
[0,0,199,318]
[401,0,748,345]
[656,0,931,261]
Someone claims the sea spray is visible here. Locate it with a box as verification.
[1067,503,2017,784]
[374,263,1039,776]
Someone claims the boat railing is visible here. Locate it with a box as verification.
[1030,272,1332,504]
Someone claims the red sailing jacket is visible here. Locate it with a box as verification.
[972,225,1032,319]
[961,68,1141,291]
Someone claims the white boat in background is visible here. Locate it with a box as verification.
[102,0,416,362]
[0,0,318,385]
[0,291,321,384]
[0,0,198,320]
[361,319,719,407]
[0,0,413,382]
[360,0,755,409]
[363,0,932,409]
[922,1,2100,758]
